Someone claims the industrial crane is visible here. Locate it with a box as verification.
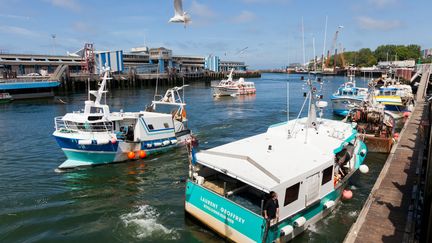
[338,42,346,68]
[324,26,343,69]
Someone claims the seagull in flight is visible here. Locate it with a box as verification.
[169,0,191,27]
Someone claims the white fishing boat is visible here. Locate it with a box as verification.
[53,66,191,169]
[185,79,368,242]
[213,69,256,97]
[330,73,368,116]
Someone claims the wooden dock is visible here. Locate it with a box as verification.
[344,65,431,243]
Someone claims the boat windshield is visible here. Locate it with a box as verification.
[195,166,265,215]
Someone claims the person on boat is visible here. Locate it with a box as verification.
[263,191,279,225]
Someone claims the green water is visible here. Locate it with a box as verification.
[0,73,386,242]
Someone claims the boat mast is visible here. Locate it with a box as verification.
[322,16,328,71]
[312,37,316,72]
[302,17,306,70]
[305,79,318,143]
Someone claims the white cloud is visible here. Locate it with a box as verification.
[0,25,39,36]
[368,0,397,8]
[356,16,401,31]
[232,10,256,23]
[46,0,80,11]
[0,14,30,20]
[190,0,216,18]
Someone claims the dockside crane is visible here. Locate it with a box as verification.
[338,42,346,68]
[324,26,343,70]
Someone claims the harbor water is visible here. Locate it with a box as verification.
[0,73,386,242]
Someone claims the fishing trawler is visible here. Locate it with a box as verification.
[375,85,414,122]
[185,79,368,242]
[330,73,368,116]
[343,98,394,153]
[53,67,191,169]
[213,69,256,97]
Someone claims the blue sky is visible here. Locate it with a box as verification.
[0,0,431,69]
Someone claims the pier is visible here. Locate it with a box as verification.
[344,64,432,243]
[57,70,261,92]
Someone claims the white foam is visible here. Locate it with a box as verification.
[120,205,178,239]
[348,210,358,218]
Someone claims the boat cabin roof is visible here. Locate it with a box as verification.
[61,110,172,123]
[196,118,354,192]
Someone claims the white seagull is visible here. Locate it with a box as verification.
[169,0,191,27]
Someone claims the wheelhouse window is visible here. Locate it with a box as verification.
[322,166,333,185]
[284,183,300,206]
[148,124,154,130]
[163,122,169,128]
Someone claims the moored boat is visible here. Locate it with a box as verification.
[185,79,368,242]
[213,69,256,97]
[344,99,395,153]
[331,73,368,116]
[53,67,191,169]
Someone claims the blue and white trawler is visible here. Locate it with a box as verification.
[330,73,368,116]
[53,67,191,169]
[185,79,368,242]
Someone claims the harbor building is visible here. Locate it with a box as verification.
[0,46,248,77]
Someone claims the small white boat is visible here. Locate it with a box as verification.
[213,69,256,97]
[185,79,368,242]
[0,93,13,103]
[53,66,191,169]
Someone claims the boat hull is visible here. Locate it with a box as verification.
[54,133,189,169]
[213,87,256,96]
[185,180,344,242]
[213,87,239,96]
[360,134,393,153]
[331,97,364,116]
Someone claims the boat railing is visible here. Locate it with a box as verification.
[54,116,113,133]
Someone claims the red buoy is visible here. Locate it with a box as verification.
[403,112,410,118]
[127,151,135,160]
[393,133,399,139]
[139,150,147,159]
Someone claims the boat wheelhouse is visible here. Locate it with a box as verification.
[53,67,191,169]
[185,79,368,242]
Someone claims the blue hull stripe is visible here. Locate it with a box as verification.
[0,81,60,90]
[54,136,118,152]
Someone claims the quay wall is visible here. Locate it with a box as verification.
[344,64,432,243]
[58,71,261,91]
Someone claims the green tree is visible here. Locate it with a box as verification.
[357,48,377,67]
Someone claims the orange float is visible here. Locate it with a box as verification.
[139,150,147,159]
[127,151,135,159]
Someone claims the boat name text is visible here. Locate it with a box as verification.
[200,196,245,224]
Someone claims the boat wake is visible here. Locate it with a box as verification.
[120,205,179,240]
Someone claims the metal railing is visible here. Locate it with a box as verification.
[54,116,113,133]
